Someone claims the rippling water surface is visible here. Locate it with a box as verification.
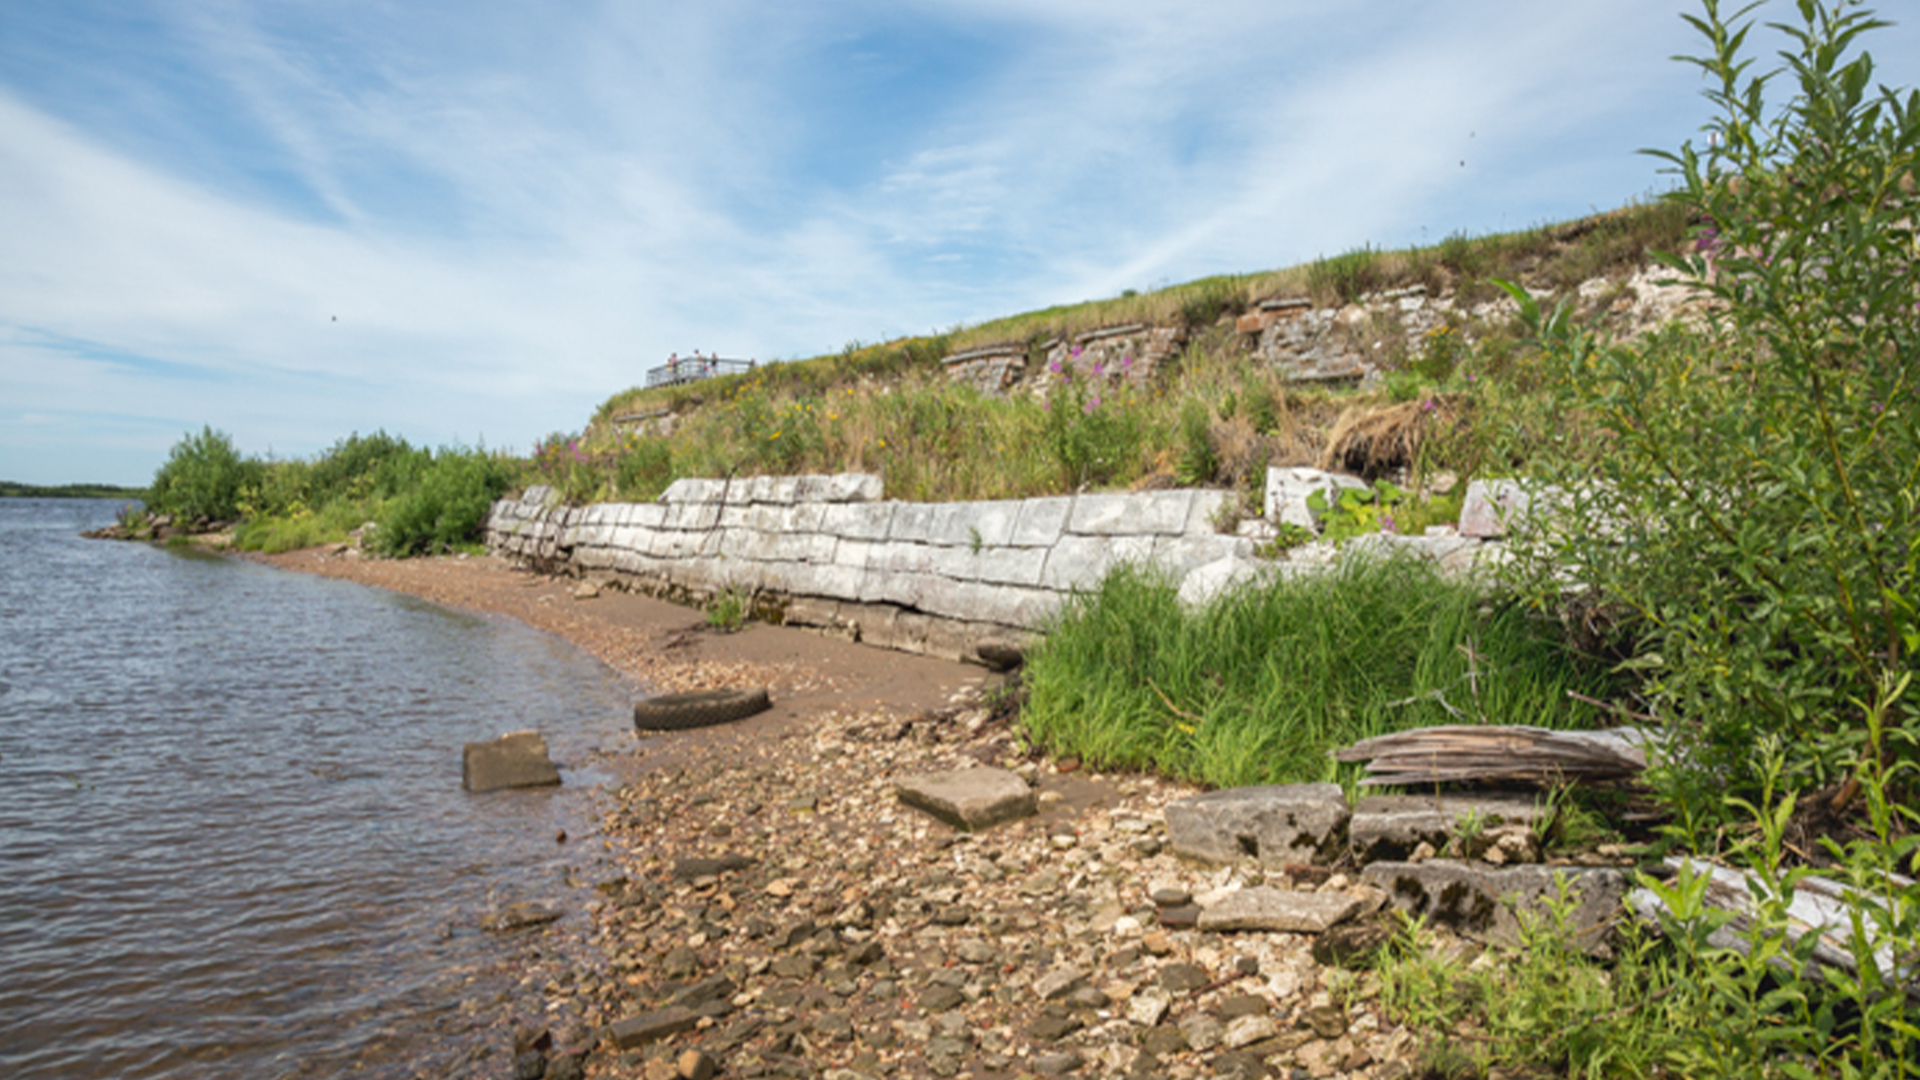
[0,500,633,1079]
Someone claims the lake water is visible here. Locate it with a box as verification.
[0,499,635,1079]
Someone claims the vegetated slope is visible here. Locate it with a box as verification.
[539,201,1695,510]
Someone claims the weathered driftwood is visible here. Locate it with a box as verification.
[1333,725,1651,786]
[1628,857,1919,1003]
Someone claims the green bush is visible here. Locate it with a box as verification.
[1510,0,1920,796]
[1020,557,1614,788]
[146,426,262,522]
[370,448,516,556]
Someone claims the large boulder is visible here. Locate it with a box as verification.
[463,730,562,792]
[1361,860,1627,954]
[1164,783,1350,866]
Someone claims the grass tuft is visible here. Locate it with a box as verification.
[1019,556,1614,788]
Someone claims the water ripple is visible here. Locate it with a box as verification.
[0,500,630,1080]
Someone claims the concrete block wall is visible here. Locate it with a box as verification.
[485,474,1255,662]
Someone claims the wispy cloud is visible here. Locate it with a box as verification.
[2,0,1912,484]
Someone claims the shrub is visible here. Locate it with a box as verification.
[1509,0,1920,796]
[371,448,516,556]
[146,426,261,522]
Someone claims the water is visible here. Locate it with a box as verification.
[0,499,634,1079]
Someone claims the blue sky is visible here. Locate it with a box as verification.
[3,0,1913,486]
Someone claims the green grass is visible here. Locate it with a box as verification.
[1018,556,1616,788]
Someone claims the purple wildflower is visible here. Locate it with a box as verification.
[1070,345,1084,358]
[1084,395,1101,414]
[1420,398,1438,414]
[1048,359,1062,374]
[1121,355,1134,370]
[1091,360,1105,376]
[1380,513,1398,534]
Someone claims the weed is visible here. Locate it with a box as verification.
[705,587,750,633]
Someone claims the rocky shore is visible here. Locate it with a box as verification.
[256,549,1562,1080]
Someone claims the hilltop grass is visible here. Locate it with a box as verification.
[571,200,1690,491]
[1018,557,1616,789]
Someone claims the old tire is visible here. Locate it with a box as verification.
[632,687,772,732]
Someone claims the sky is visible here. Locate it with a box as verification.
[3,1,1914,486]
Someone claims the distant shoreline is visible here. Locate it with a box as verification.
[0,483,143,499]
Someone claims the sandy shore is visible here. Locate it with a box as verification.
[256,548,1415,1080]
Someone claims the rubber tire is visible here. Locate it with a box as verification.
[632,687,772,732]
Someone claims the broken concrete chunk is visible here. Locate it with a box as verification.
[462,730,562,792]
[1347,793,1546,861]
[896,766,1036,830]
[1196,886,1360,934]
[1360,860,1627,954]
[1163,783,1350,866]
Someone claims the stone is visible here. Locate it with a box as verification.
[1301,1004,1348,1039]
[463,730,562,792]
[1034,966,1087,1001]
[1197,886,1360,934]
[1347,794,1547,862]
[677,1049,717,1080]
[1360,860,1628,954]
[1157,904,1201,928]
[1031,1015,1083,1041]
[672,854,755,879]
[1031,1051,1085,1075]
[1164,784,1350,866]
[1264,466,1369,532]
[1222,1015,1277,1050]
[481,899,563,933]
[606,1006,700,1049]
[1179,1013,1225,1052]
[1127,989,1172,1026]
[1458,478,1550,538]
[1212,1050,1265,1079]
[896,767,1036,830]
[1142,1026,1188,1056]
[1158,963,1211,993]
[1149,887,1192,907]
[1312,917,1394,968]
[920,985,966,1012]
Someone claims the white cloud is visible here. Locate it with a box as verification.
[4,0,1911,485]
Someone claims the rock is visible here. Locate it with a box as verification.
[1265,466,1370,531]
[1301,1004,1348,1039]
[1149,887,1192,907]
[512,1049,546,1080]
[1347,794,1546,862]
[667,975,736,1009]
[1034,966,1087,1001]
[672,854,754,879]
[1164,783,1350,866]
[1219,994,1267,1019]
[546,1051,586,1080]
[1142,1026,1188,1056]
[1157,904,1201,928]
[1312,916,1394,968]
[920,986,966,1012]
[571,580,601,599]
[1223,1014,1277,1049]
[1179,1013,1225,1052]
[1127,989,1172,1026]
[1212,1050,1265,1079]
[895,767,1036,830]
[1158,963,1210,993]
[1031,1015,1083,1041]
[1458,478,1559,538]
[1361,860,1627,954]
[482,899,563,933]
[1196,886,1360,934]
[677,1049,716,1080]
[1031,1050,1085,1075]
[463,730,562,792]
[606,1006,700,1049]
[660,945,702,979]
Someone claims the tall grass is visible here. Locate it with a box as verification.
[1019,557,1614,788]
